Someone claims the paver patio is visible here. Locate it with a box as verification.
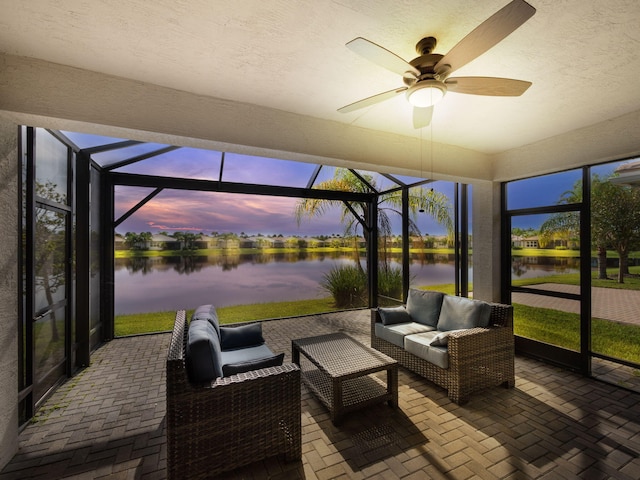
[2,310,639,479]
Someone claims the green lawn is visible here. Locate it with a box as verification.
[115,277,640,366]
[512,265,640,290]
[115,297,339,336]
[514,303,640,363]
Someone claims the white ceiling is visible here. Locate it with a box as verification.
[1,0,640,155]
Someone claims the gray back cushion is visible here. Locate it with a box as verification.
[437,295,491,331]
[220,323,265,350]
[406,289,445,327]
[185,319,223,382]
[378,306,411,325]
[192,304,220,338]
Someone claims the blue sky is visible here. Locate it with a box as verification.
[59,130,455,237]
[65,131,635,237]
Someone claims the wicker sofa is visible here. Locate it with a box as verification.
[371,290,514,404]
[166,308,301,479]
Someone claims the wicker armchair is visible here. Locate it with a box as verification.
[371,302,515,404]
[166,310,301,479]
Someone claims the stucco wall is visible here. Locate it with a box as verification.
[492,109,640,183]
[0,53,493,183]
[0,118,18,469]
[471,180,502,303]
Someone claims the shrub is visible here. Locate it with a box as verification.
[378,265,403,299]
[321,263,404,308]
[321,264,367,308]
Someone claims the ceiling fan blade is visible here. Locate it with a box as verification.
[338,87,407,113]
[346,37,420,78]
[413,106,433,129]
[445,77,531,96]
[434,0,536,76]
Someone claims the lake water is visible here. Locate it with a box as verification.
[114,252,579,315]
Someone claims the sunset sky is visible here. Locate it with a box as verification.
[113,183,456,237]
[66,130,628,238]
[59,131,455,237]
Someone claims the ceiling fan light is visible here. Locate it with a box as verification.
[406,81,446,108]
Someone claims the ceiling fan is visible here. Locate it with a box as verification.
[338,0,536,128]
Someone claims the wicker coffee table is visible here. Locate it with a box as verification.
[292,332,398,424]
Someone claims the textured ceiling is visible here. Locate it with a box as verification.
[1,0,640,155]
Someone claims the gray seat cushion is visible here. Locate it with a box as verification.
[406,289,444,327]
[405,332,450,369]
[220,343,275,366]
[437,295,491,331]
[375,322,435,348]
[222,352,285,376]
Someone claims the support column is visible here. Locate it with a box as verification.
[0,118,19,469]
[471,180,502,302]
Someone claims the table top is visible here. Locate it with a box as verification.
[292,332,397,378]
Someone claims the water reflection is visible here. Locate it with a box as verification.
[116,251,457,274]
[115,252,580,315]
[512,255,580,278]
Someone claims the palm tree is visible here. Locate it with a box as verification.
[295,168,454,273]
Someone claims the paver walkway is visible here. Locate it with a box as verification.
[513,284,640,326]
[2,310,640,479]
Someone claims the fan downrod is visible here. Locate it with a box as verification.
[415,37,437,55]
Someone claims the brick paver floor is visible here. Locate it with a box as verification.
[2,310,640,479]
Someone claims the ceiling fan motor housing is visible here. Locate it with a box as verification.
[404,38,446,86]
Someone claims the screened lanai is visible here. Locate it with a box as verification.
[18,124,640,434]
[19,126,473,424]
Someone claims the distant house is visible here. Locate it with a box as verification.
[239,236,273,249]
[611,160,640,187]
[114,235,126,250]
[432,235,450,248]
[272,237,286,248]
[380,235,402,248]
[216,236,240,249]
[148,233,179,251]
[512,235,539,248]
[194,234,215,249]
[239,237,256,249]
[306,237,327,248]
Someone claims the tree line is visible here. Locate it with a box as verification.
[538,174,640,283]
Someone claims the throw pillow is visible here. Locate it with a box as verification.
[429,329,467,346]
[378,306,411,325]
[437,295,491,331]
[220,323,265,350]
[222,352,285,376]
[406,289,445,327]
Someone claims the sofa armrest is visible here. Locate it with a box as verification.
[447,325,514,367]
[212,362,299,387]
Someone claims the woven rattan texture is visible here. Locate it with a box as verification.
[293,332,396,377]
[293,332,398,423]
[166,310,302,479]
[371,302,515,404]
